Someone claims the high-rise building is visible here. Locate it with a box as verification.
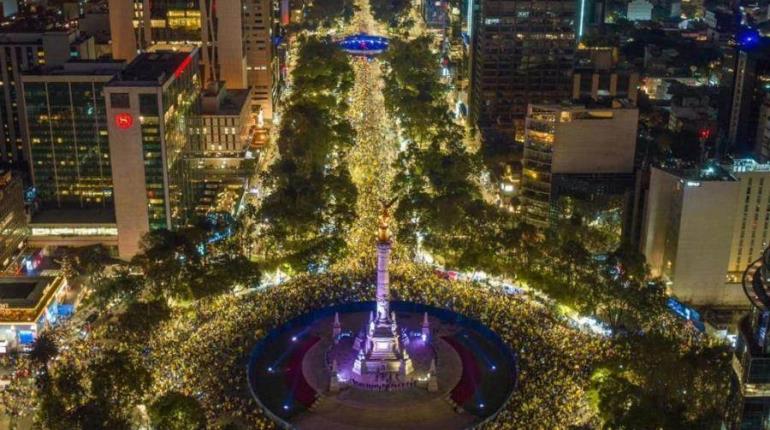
[731,249,770,428]
[188,82,256,215]
[469,0,575,143]
[108,0,275,120]
[727,39,770,158]
[704,7,737,49]
[572,47,639,104]
[726,160,770,282]
[521,101,639,226]
[106,0,136,62]
[195,84,256,159]
[0,26,95,167]
[243,0,276,123]
[143,0,203,44]
[640,159,770,307]
[755,93,770,161]
[107,0,202,61]
[22,60,125,210]
[108,0,239,86]
[78,3,112,58]
[105,50,202,259]
[0,171,27,269]
[212,1,248,91]
[641,163,742,306]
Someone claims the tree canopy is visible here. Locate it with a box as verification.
[293,0,355,30]
[38,348,151,430]
[382,36,503,269]
[369,0,411,27]
[256,36,357,271]
[149,392,207,430]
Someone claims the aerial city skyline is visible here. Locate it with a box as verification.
[0,0,764,428]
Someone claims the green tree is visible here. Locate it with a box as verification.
[70,244,115,275]
[479,130,521,184]
[201,254,261,295]
[149,391,207,430]
[29,331,59,370]
[393,139,498,269]
[233,203,258,258]
[37,362,87,429]
[291,36,354,113]
[58,255,77,283]
[131,228,206,301]
[74,401,127,430]
[382,36,503,269]
[382,36,456,145]
[370,0,410,27]
[115,299,171,340]
[295,0,355,29]
[89,348,151,424]
[83,267,143,309]
[38,389,73,430]
[596,331,731,429]
[37,356,139,430]
[255,35,357,271]
[258,158,357,271]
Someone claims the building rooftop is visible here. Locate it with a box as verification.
[108,50,195,87]
[730,158,770,173]
[0,11,70,33]
[0,277,54,309]
[0,275,66,324]
[531,99,637,112]
[658,160,738,181]
[23,60,125,77]
[201,88,252,116]
[0,280,39,300]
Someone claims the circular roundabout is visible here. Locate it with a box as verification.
[247,302,517,429]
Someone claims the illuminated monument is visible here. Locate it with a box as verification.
[350,205,415,383]
[247,204,518,429]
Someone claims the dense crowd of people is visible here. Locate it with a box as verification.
[131,259,608,429]
[0,0,728,427]
[0,243,719,429]
[0,355,35,422]
[0,258,605,428]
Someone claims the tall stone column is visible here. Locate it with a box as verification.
[376,240,391,323]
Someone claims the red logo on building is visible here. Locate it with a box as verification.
[115,113,134,129]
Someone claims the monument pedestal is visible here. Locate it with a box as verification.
[352,313,414,382]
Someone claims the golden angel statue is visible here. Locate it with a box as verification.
[377,198,397,242]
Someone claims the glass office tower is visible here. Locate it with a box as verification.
[23,62,123,209]
[469,0,576,143]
